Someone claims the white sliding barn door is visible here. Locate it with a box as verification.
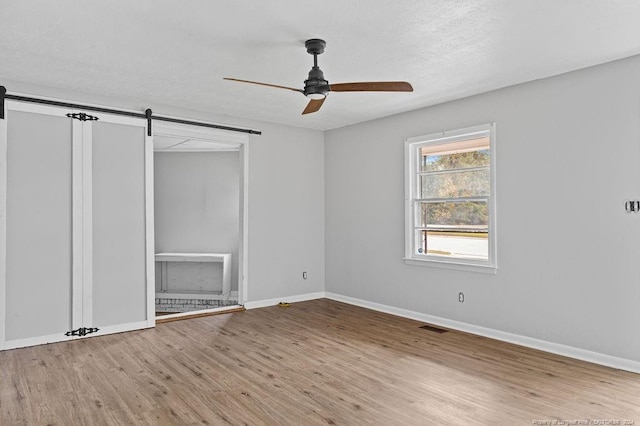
[91,119,149,329]
[4,107,75,345]
[0,102,154,350]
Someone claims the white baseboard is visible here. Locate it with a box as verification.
[3,320,153,351]
[243,291,327,310]
[324,292,640,375]
[242,291,640,374]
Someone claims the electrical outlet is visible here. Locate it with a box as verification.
[302,271,308,280]
[458,292,464,303]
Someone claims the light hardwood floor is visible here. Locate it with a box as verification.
[1,299,639,425]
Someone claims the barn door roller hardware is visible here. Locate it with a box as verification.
[65,327,99,337]
[0,85,261,135]
[0,86,5,119]
[66,112,99,121]
[145,108,152,136]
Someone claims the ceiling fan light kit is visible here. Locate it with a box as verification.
[224,39,413,115]
[306,93,326,100]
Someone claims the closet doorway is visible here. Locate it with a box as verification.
[153,124,248,320]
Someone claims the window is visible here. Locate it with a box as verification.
[404,123,496,273]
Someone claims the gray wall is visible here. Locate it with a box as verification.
[325,55,640,363]
[154,151,240,291]
[247,122,325,301]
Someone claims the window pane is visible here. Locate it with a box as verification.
[420,149,490,172]
[424,230,488,260]
[418,201,488,228]
[417,201,488,260]
[420,169,490,199]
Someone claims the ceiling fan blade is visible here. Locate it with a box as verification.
[223,78,303,93]
[329,81,413,92]
[302,97,326,115]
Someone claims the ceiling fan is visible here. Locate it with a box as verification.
[224,39,413,115]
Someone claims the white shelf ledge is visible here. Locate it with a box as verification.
[155,252,232,296]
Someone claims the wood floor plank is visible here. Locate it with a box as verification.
[1,299,639,425]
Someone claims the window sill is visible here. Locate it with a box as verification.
[404,257,497,274]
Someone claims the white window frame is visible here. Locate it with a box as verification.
[404,123,497,274]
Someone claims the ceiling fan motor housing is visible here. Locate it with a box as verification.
[304,66,329,99]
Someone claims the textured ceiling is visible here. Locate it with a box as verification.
[1,1,640,131]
